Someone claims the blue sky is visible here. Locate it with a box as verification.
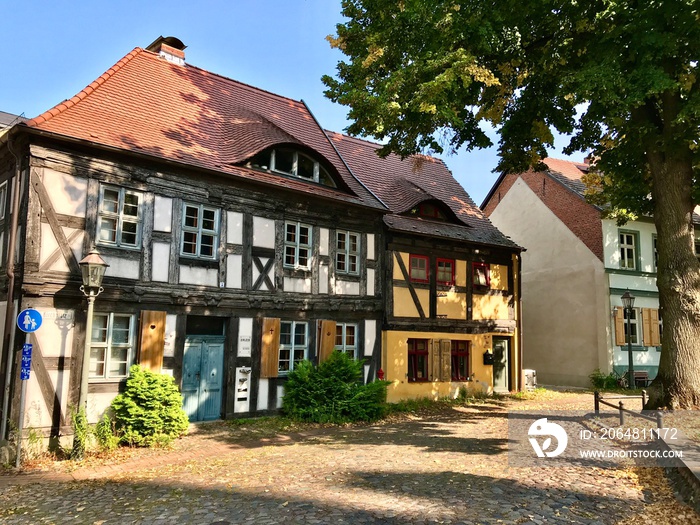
[0,0,582,205]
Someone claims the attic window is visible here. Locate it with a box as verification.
[410,202,448,221]
[248,148,337,188]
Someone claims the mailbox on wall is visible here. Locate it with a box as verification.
[483,351,494,365]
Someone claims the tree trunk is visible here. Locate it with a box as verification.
[646,154,700,409]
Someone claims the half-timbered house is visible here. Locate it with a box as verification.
[330,133,523,400]
[0,38,386,439]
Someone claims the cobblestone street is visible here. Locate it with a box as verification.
[0,394,697,524]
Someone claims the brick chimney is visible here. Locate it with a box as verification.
[146,36,187,66]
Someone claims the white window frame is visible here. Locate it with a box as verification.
[619,231,637,270]
[278,321,308,374]
[97,185,143,249]
[336,231,360,275]
[335,322,358,358]
[90,313,135,381]
[284,222,312,269]
[0,181,7,221]
[623,307,640,345]
[653,234,658,272]
[181,203,220,259]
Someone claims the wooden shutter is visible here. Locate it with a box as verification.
[439,340,452,382]
[646,308,661,346]
[260,317,280,378]
[318,320,337,363]
[429,340,440,381]
[614,307,625,345]
[138,310,166,373]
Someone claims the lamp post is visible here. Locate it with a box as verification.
[77,248,109,414]
[621,289,636,389]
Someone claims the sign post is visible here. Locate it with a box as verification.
[15,308,42,469]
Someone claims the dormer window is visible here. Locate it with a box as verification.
[409,202,448,221]
[248,148,337,188]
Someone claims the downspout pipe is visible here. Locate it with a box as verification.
[0,130,24,440]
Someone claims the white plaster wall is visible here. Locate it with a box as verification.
[276,385,284,409]
[367,233,375,260]
[41,169,87,217]
[334,280,360,295]
[39,224,84,273]
[319,228,329,256]
[163,314,177,360]
[319,264,329,294]
[257,379,269,411]
[284,276,311,293]
[237,318,253,358]
[151,242,170,282]
[179,266,218,287]
[227,254,242,289]
[227,211,243,245]
[366,268,375,296]
[364,319,376,357]
[253,216,275,248]
[102,254,140,280]
[153,196,173,232]
[488,178,611,387]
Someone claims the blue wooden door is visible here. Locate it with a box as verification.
[182,337,225,422]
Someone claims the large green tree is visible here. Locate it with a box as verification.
[324,0,700,408]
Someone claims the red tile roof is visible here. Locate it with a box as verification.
[24,47,384,210]
[328,132,520,249]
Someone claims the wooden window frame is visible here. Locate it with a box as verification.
[407,338,429,382]
[621,307,641,345]
[335,322,358,359]
[336,231,360,275]
[97,185,143,249]
[181,202,220,259]
[472,262,490,288]
[284,221,312,270]
[409,254,430,283]
[278,321,308,374]
[451,340,470,381]
[90,313,135,381]
[436,258,455,286]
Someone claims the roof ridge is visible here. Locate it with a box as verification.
[27,48,145,126]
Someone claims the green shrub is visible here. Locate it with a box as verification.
[94,412,120,453]
[70,404,89,460]
[589,368,620,390]
[110,365,189,447]
[282,351,389,424]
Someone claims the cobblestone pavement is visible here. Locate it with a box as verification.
[0,395,698,524]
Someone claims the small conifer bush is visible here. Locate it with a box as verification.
[110,365,189,447]
[282,351,389,424]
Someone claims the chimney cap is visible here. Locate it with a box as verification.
[146,36,187,53]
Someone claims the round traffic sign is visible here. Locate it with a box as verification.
[17,309,43,333]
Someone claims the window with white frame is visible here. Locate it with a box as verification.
[653,234,658,271]
[98,185,143,248]
[90,313,135,380]
[336,231,360,275]
[279,321,308,373]
[623,307,640,345]
[335,323,358,358]
[247,148,337,188]
[284,222,312,269]
[619,231,637,270]
[181,203,219,258]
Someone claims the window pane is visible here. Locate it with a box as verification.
[110,347,129,376]
[349,255,357,273]
[285,246,296,266]
[183,232,198,254]
[298,248,309,267]
[278,349,290,372]
[297,155,315,179]
[275,149,294,174]
[200,235,215,257]
[92,315,109,343]
[184,206,199,228]
[345,325,355,346]
[299,226,310,246]
[286,223,297,243]
[123,193,140,217]
[336,325,344,346]
[349,234,358,253]
[112,316,131,344]
[294,323,306,346]
[280,322,292,345]
[89,347,106,378]
[121,221,138,245]
[99,218,117,243]
[102,189,119,214]
[337,253,346,271]
[318,167,336,188]
[202,209,216,231]
[337,232,346,250]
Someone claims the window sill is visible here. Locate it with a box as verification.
[178,257,219,269]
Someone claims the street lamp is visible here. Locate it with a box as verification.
[621,289,636,389]
[77,248,109,412]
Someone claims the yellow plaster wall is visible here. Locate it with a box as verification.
[472,294,511,320]
[436,290,467,319]
[455,260,467,287]
[490,264,509,291]
[393,287,430,318]
[382,330,495,403]
[393,252,409,280]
